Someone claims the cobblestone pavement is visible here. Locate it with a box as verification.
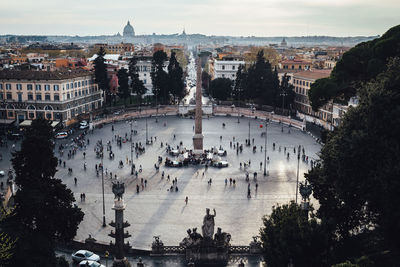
[0,115,320,251]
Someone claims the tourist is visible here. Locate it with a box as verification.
[255,183,258,191]
[225,178,228,186]
[74,177,77,185]
[229,178,232,185]
[185,196,188,205]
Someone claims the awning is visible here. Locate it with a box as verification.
[51,121,60,128]
[0,119,15,125]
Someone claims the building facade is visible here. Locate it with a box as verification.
[93,43,134,55]
[0,70,103,123]
[293,70,332,129]
[209,55,245,80]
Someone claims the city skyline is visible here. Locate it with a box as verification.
[1,0,399,37]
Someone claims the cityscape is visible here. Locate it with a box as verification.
[0,1,399,267]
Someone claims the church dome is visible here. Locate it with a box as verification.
[123,21,135,37]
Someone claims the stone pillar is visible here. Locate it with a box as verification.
[193,57,203,154]
[109,183,131,267]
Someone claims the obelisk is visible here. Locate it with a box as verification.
[192,57,204,154]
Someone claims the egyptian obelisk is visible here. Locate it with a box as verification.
[192,57,204,154]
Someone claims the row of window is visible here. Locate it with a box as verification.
[0,80,94,91]
[293,79,310,87]
[218,65,236,70]
[0,92,60,101]
[283,65,310,70]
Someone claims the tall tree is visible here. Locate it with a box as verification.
[278,73,295,112]
[306,58,400,261]
[5,119,84,267]
[209,78,232,101]
[168,52,185,103]
[0,208,17,267]
[117,68,130,106]
[128,56,147,105]
[93,47,110,106]
[233,64,246,106]
[150,50,169,104]
[260,202,329,267]
[201,71,211,95]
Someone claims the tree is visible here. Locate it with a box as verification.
[308,24,400,110]
[93,47,110,106]
[259,202,329,267]
[278,73,295,111]
[244,46,280,68]
[306,58,400,261]
[117,68,130,106]
[168,52,185,103]
[233,64,246,106]
[128,56,147,105]
[201,71,211,94]
[209,78,232,101]
[150,50,169,104]
[0,208,17,267]
[5,119,84,267]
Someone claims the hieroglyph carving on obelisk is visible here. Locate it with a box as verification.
[192,57,204,153]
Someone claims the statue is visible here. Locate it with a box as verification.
[202,208,216,239]
[112,181,125,200]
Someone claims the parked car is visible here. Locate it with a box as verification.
[0,170,5,177]
[55,132,68,139]
[213,161,229,168]
[72,250,100,263]
[79,260,105,267]
[80,121,89,129]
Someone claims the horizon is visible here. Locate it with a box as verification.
[1,0,399,37]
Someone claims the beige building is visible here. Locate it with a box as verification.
[93,43,134,55]
[293,70,333,129]
[0,70,103,123]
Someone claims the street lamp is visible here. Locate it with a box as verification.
[295,144,301,204]
[145,116,148,144]
[100,145,106,227]
[263,117,268,176]
[130,120,133,165]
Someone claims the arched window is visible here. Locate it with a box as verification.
[44,105,53,111]
[27,105,36,110]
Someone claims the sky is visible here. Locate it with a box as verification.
[0,0,399,37]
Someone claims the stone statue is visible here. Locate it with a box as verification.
[202,208,216,239]
[112,181,125,200]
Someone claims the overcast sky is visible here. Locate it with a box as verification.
[0,0,399,37]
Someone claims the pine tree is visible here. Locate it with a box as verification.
[150,50,169,104]
[128,56,147,105]
[168,52,185,103]
[94,47,110,106]
[6,119,84,266]
[117,68,130,106]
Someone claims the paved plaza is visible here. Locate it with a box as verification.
[0,115,320,251]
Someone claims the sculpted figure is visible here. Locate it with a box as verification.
[202,208,216,239]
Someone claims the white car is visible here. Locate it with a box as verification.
[55,132,68,139]
[213,161,229,168]
[80,121,89,129]
[79,260,105,267]
[0,170,5,177]
[72,250,100,263]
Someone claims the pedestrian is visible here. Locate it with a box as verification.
[83,152,86,159]
[225,178,227,186]
[185,196,188,205]
[144,179,147,187]
[255,183,258,191]
[229,178,232,185]
[74,177,77,185]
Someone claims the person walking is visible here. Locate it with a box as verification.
[74,177,77,185]
[185,196,188,205]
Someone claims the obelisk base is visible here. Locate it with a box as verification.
[112,257,131,267]
[192,134,204,155]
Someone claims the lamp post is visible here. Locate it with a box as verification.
[100,145,106,227]
[263,117,268,176]
[130,120,133,165]
[295,144,301,204]
[145,116,148,144]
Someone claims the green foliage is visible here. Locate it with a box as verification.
[0,209,17,267]
[117,67,130,106]
[55,256,69,267]
[308,24,400,110]
[6,119,84,267]
[128,56,147,104]
[94,47,110,105]
[278,73,295,109]
[151,50,169,104]
[168,52,185,102]
[306,58,400,260]
[209,78,232,101]
[201,71,211,93]
[260,201,329,267]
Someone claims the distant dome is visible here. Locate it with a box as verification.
[123,21,135,37]
[281,38,287,47]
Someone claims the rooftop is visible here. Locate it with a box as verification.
[294,69,332,80]
[0,69,93,81]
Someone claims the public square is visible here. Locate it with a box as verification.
[0,115,320,250]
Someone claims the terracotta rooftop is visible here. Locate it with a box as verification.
[0,69,93,81]
[293,69,331,80]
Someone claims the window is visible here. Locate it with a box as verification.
[67,83,69,89]
[44,84,50,91]
[67,93,70,99]
[28,93,33,100]
[70,82,73,89]
[36,84,41,91]
[27,84,33,90]
[0,94,3,100]
[54,85,59,91]
[54,94,60,101]
[29,112,35,119]
[46,113,52,120]
[0,84,2,90]
[45,94,51,101]
[16,84,22,90]
[75,91,77,97]
[36,94,42,100]
[78,81,81,87]
[6,93,12,100]
[74,82,77,88]
[232,66,235,70]
[6,84,11,90]
[17,93,22,102]
[78,90,81,96]
[222,65,225,70]
[143,79,147,84]
[8,111,13,117]
[306,82,309,87]
[222,74,225,78]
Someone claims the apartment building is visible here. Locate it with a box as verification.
[209,55,245,80]
[93,43,135,55]
[293,70,332,129]
[0,70,103,123]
